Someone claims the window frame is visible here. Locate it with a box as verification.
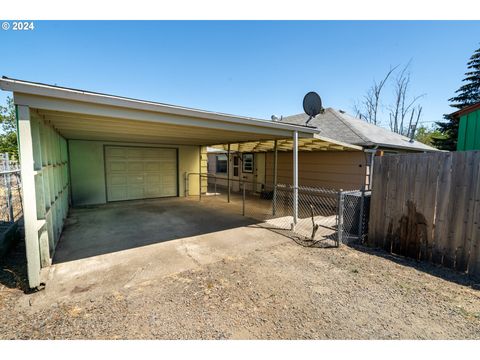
[242,153,254,173]
[215,154,228,174]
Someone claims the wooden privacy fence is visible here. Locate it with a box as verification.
[368,151,480,278]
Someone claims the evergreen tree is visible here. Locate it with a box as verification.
[0,97,18,159]
[433,46,480,150]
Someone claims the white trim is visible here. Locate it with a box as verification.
[1,77,318,135]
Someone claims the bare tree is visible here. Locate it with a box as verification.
[354,65,398,125]
[388,62,425,135]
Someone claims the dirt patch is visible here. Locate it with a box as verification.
[1,238,479,339]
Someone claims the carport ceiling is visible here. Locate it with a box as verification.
[1,77,318,146]
[34,109,298,145]
[211,135,362,152]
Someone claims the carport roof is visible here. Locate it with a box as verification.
[0,76,318,146]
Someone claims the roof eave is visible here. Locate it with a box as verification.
[0,77,318,136]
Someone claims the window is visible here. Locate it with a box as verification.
[216,154,227,173]
[233,155,239,176]
[242,153,254,173]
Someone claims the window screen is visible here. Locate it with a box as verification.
[216,154,227,173]
[242,153,254,173]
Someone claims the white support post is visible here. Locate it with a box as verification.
[227,143,231,203]
[293,131,298,227]
[17,105,42,289]
[273,140,278,216]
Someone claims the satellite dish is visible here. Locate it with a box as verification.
[303,92,323,125]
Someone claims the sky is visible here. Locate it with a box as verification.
[0,21,479,129]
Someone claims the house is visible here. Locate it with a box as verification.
[451,102,480,151]
[0,76,335,288]
[208,107,438,192]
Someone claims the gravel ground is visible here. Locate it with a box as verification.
[1,237,480,339]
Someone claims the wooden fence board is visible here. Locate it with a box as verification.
[423,153,440,262]
[369,151,480,279]
[445,152,465,269]
[432,152,453,266]
[466,152,480,276]
[384,156,399,253]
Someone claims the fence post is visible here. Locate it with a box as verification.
[337,189,344,245]
[242,182,246,216]
[5,153,13,222]
[358,187,365,242]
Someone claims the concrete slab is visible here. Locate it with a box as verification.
[28,197,289,306]
[54,197,257,263]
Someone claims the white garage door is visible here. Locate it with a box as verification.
[105,146,178,201]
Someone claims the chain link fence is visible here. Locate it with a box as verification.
[186,173,370,247]
[0,153,22,257]
[0,153,22,224]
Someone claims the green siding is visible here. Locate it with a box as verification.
[69,140,107,206]
[457,108,480,151]
[68,140,201,206]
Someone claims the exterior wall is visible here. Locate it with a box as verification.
[265,151,367,190]
[457,108,480,151]
[69,140,201,206]
[18,107,69,288]
[207,152,265,192]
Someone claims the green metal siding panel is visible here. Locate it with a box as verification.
[474,110,480,150]
[465,112,477,150]
[457,114,468,150]
[457,108,480,151]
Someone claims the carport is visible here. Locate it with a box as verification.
[1,76,325,289]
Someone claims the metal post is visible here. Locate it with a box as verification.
[184,172,188,197]
[214,174,217,196]
[199,173,202,201]
[273,140,278,216]
[5,153,13,222]
[242,181,246,216]
[292,131,298,227]
[338,189,344,246]
[358,187,365,241]
[227,144,231,203]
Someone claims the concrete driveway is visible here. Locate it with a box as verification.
[2,197,479,339]
[36,197,288,305]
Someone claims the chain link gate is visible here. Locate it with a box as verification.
[186,173,370,247]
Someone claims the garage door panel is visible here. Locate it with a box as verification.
[128,174,144,184]
[146,174,161,183]
[162,175,176,185]
[126,148,144,159]
[127,162,144,172]
[145,161,161,171]
[106,147,127,158]
[109,186,128,201]
[109,174,127,186]
[127,185,144,199]
[108,161,127,172]
[106,146,177,201]
[145,185,161,197]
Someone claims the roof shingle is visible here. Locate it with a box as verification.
[282,108,438,152]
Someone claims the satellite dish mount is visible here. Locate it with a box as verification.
[303,91,323,125]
